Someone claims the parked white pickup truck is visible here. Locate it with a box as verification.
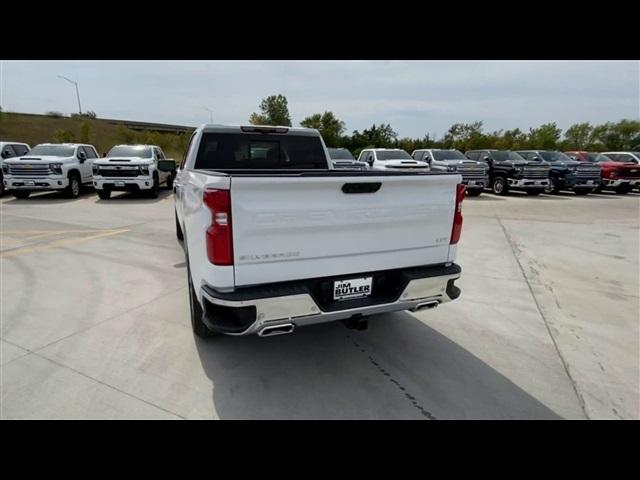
[357,148,430,171]
[1,141,31,197]
[175,125,464,338]
[92,144,176,199]
[3,143,99,199]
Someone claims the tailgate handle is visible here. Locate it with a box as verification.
[342,182,381,194]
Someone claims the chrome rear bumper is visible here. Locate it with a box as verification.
[200,266,461,336]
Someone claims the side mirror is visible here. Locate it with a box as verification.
[78,151,87,162]
[483,156,491,162]
[158,159,177,172]
[1,150,10,159]
[532,156,540,161]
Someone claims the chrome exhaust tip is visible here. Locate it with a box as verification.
[258,323,295,337]
[411,301,439,312]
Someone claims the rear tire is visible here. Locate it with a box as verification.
[166,173,174,190]
[175,211,184,241]
[66,173,81,198]
[467,189,482,197]
[12,191,31,199]
[526,190,542,196]
[573,188,590,196]
[615,184,631,194]
[0,176,4,197]
[186,253,218,338]
[97,189,111,200]
[491,176,509,195]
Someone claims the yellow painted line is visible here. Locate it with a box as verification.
[22,231,70,241]
[0,229,130,258]
[1,229,120,235]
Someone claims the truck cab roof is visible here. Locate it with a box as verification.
[201,124,321,137]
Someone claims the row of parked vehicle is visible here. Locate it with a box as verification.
[327,147,640,196]
[0,141,177,199]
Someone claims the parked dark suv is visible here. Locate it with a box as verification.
[465,149,550,196]
[516,150,601,195]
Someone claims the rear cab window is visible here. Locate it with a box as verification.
[194,132,328,170]
[2,145,17,158]
[12,144,29,156]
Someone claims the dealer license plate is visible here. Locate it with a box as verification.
[334,277,373,301]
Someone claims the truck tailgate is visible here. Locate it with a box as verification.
[230,174,460,286]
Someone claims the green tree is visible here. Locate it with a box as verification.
[300,111,346,146]
[592,119,640,150]
[443,122,487,151]
[528,122,562,149]
[494,128,528,150]
[563,122,593,150]
[351,123,398,149]
[117,125,135,144]
[79,120,92,143]
[249,94,292,126]
[52,129,76,143]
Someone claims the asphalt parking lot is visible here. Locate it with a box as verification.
[1,188,638,419]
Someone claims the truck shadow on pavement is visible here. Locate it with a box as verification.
[1,189,94,204]
[464,194,506,201]
[93,189,173,204]
[194,312,563,420]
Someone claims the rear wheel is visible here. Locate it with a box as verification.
[175,211,184,241]
[467,189,482,197]
[0,176,4,197]
[12,190,31,199]
[166,173,174,190]
[491,176,509,195]
[66,173,81,198]
[526,190,542,196]
[97,189,111,200]
[186,253,218,338]
[573,188,590,196]
[615,184,631,194]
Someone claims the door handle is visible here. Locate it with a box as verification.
[342,182,382,194]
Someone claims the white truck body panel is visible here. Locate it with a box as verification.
[229,174,460,286]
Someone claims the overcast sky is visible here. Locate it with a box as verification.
[1,60,638,138]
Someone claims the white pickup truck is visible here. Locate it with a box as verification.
[357,148,430,171]
[1,141,31,197]
[2,143,99,199]
[92,144,176,199]
[175,125,465,338]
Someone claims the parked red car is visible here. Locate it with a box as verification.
[565,151,640,194]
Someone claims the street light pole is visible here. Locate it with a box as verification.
[58,75,82,115]
[204,107,213,123]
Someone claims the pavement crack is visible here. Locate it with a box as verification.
[347,335,436,420]
[32,352,186,419]
[497,217,590,419]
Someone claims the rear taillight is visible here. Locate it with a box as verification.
[203,189,233,265]
[450,184,466,245]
